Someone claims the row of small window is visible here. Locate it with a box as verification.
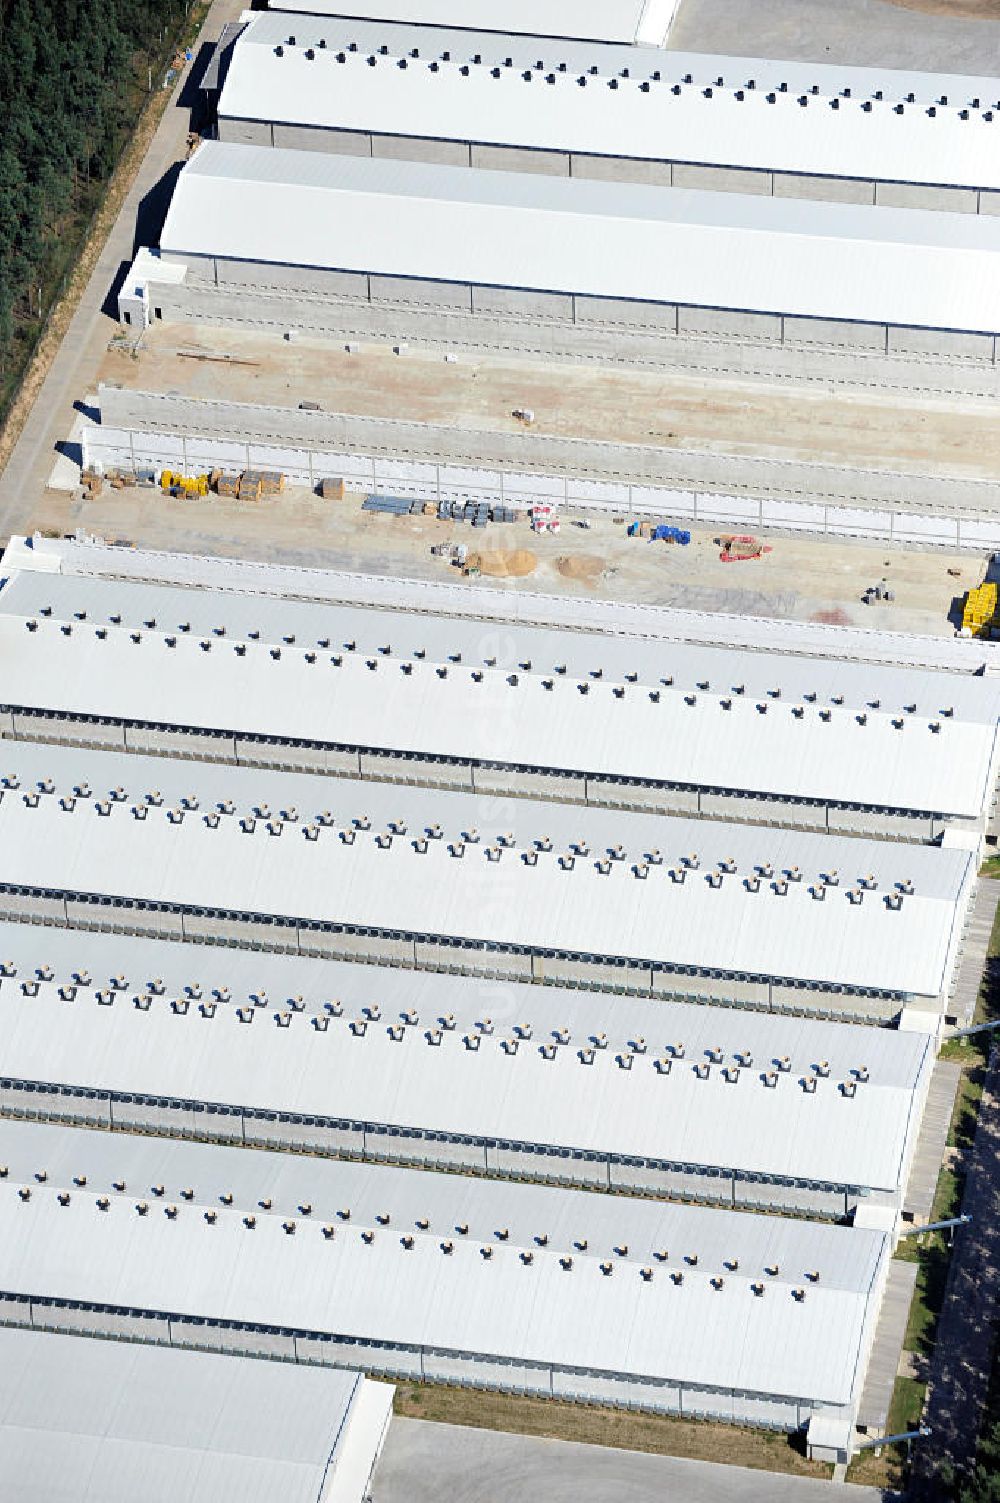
[0,1082,850,1195]
[0,708,950,822]
[15,1300,816,1419]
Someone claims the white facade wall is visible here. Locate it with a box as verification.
[76,413,1000,558]
[130,260,1000,369]
[213,121,1000,216]
[0,1293,839,1429]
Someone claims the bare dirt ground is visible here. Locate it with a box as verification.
[884,0,1000,14]
[391,1389,830,1480]
[36,480,977,636]
[102,327,1000,480]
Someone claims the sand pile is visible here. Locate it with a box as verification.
[556,554,605,582]
[472,550,537,577]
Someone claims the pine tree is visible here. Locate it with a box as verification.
[0,0,191,410]
[962,1419,1000,1503]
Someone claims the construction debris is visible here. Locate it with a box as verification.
[242,469,284,496]
[150,467,292,502]
[363,494,519,525]
[862,582,896,606]
[628,521,691,544]
[439,498,518,526]
[160,470,209,498]
[363,494,417,516]
[719,534,772,562]
[530,505,560,535]
[175,348,260,366]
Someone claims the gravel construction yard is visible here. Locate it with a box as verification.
[37,478,981,638]
[100,328,1000,483]
[43,323,995,637]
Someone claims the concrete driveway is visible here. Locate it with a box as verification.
[370,1419,884,1503]
[668,0,1000,72]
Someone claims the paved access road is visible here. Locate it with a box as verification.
[370,1419,884,1503]
[669,0,1000,74]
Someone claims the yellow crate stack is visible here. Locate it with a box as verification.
[962,581,998,636]
[160,470,209,497]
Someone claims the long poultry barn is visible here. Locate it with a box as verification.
[0,563,997,841]
[7,531,998,670]
[0,1118,890,1458]
[121,143,1000,362]
[212,14,1000,214]
[0,924,935,1218]
[0,1326,394,1503]
[0,739,975,1019]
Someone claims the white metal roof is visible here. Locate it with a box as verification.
[125,246,188,296]
[0,740,973,995]
[0,570,995,818]
[221,15,1000,194]
[264,0,677,46]
[0,1326,369,1503]
[0,1120,889,1406]
[11,531,1000,677]
[0,917,937,1098]
[202,18,249,92]
[0,966,932,1192]
[160,143,1000,335]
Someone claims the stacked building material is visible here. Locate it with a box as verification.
[237,473,263,502]
[963,581,998,636]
